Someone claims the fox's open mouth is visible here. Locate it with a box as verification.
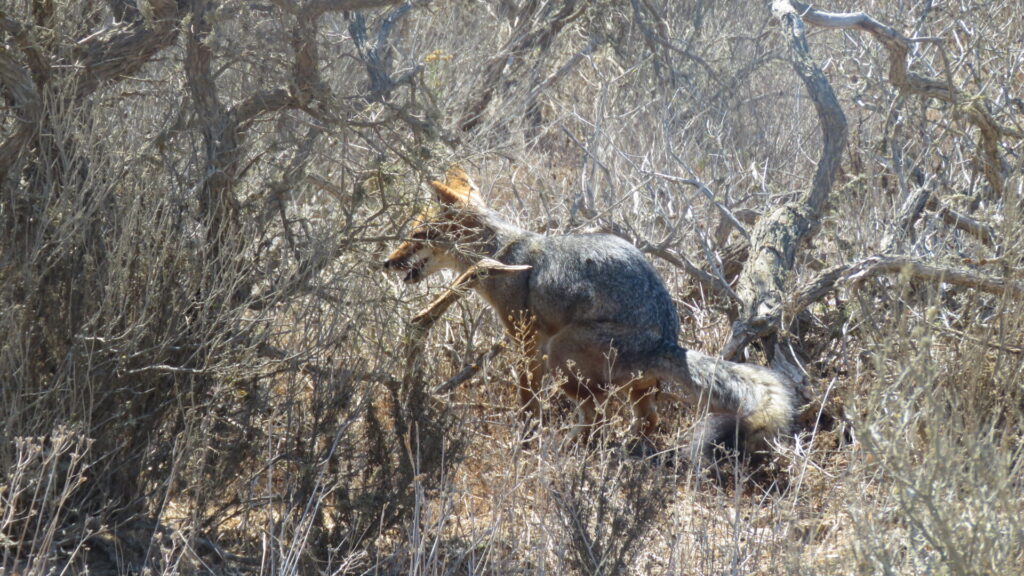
[402,259,425,283]
[386,256,428,284]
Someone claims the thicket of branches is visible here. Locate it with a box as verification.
[2,0,1022,574]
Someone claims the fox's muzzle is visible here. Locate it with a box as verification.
[382,245,428,283]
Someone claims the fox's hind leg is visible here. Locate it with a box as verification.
[562,379,607,443]
[544,323,637,442]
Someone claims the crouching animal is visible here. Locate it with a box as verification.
[384,167,793,458]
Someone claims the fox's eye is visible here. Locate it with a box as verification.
[411,226,441,241]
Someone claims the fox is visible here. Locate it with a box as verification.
[383,167,794,459]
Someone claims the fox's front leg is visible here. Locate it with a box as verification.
[517,345,545,419]
[629,380,660,438]
[563,385,607,444]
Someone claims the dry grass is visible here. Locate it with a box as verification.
[2,0,1023,574]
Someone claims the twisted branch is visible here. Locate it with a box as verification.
[723,1,847,363]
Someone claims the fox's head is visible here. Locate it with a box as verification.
[383,167,485,284]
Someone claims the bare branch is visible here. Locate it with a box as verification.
[431,343,506,395]
[0,48,41,182]
[303,0,406,19]
[230,88,297,128]
[843,257,1024,298]
[927,195,997,247]
[521,32,601,119]
[789,256,1024,322]
[784,0,1020,198]
[771,0,848,216]
[348,4,415,101]
[458,0,584,132]
[225,12,331,132]
[73,0,181,98]
[885,173,998,251]
[184,0,238,239]
[641,244,740,305]
[0,16,49,85]
[645,170,751,241]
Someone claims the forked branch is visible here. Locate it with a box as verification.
[788,256,1024,322]
[458,0,584,132]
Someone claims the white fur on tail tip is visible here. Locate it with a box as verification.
[681,349,794,451]
[730,362,795,437]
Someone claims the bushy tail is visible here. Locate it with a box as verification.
[653,346,794,460]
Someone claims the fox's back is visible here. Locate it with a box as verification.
[520,233,680,345]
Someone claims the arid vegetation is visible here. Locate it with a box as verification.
[2,0,1022,574]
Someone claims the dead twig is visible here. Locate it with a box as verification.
[926,196,997,247]
[410,259,532,330]
[432,343,506,395]
[404,259,531,390]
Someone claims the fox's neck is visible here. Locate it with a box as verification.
[457,208,533,267]
[457,209,536,327]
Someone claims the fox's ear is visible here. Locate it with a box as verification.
[444,166,476,193]
[431,166,481,206]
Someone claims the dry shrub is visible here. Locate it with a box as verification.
[847,282,1024,575]
[545,443,671,576]
[2,0,1023,574]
